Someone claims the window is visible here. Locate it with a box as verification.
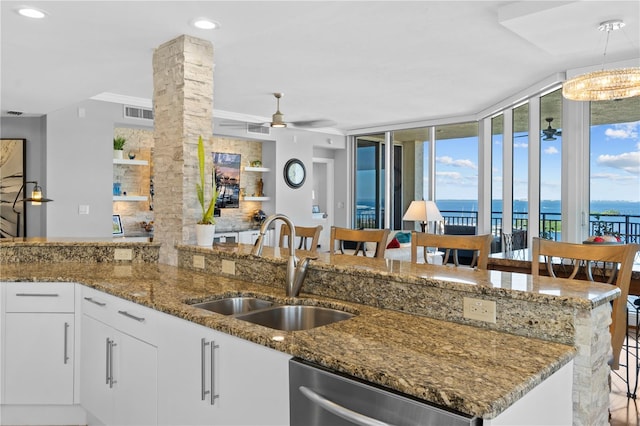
[589,96,640,243]
[512,103,529,237]
[434,122,479,226]
[491,114,504,237]
[539,89,563,240]
[355,135,385,229]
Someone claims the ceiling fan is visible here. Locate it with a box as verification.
[542,117,562,141]
[219,93,335,130]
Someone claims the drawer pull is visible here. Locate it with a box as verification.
[84,296,107,307]
[117,310,145,322]
[15,293,59,297]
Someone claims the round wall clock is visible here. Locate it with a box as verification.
[283,158,306,189]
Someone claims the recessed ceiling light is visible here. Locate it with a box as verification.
[16,7,47,19]
[191,17,220,30]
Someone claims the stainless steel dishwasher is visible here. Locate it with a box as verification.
[289,359,480,426]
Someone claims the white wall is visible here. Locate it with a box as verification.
[39,104,345,239]
[45,100,153,238]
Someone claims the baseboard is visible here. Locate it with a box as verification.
[0,404,87,425]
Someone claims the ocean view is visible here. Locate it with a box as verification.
[357,199,640,216]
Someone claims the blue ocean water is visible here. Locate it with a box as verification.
[357,199,640,216]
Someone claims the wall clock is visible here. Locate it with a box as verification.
[283,158,306,189]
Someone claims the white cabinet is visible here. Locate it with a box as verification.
[80,287,158,426]
[157,313,290,426]
[238,229,273,246]
[1,282,75,405]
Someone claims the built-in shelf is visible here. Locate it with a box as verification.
[244,196,270,201]
[113,159,149,166]
[113,195,148,202]
[244,166,270,172]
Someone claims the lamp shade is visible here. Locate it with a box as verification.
[402,200,443,222]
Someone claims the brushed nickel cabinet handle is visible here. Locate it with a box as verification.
[117,310,145,322]
[211,340,220,405]
[84,297,106,307]
[201,338,210,401]
[15,293,59,297]
[63,322,70,364]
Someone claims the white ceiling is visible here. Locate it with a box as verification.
[1,1,639,132]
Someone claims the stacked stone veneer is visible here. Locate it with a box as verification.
[176,245,614,426]
[153,35,214,265]
[113,127,154,236]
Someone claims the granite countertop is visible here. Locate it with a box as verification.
[0,261,575,419]
[183,243,620,310]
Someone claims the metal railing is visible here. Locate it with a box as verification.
[355,208,640,244]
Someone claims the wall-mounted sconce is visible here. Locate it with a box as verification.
[12,180,53,237]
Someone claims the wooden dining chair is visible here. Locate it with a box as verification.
[278,225,323,253]
[411,232,493,269]
[330,227,390,258]
[532,237,640,370]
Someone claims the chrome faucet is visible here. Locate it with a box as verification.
[251,213,315,297]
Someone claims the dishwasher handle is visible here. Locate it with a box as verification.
[299,386,394,426]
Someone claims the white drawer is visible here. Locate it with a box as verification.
[111,298,158,346]
[82,286,117,324]
[5,282,75,313]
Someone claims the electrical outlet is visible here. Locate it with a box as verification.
[221,259,236,275]
[193,255,205,269]
[114,248,133,261]
[463,297,496,323]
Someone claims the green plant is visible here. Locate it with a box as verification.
[591,214,619,237]
[196,136,219,225]
[113,136,126,150]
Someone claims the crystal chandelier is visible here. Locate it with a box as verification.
[562,20,640,101]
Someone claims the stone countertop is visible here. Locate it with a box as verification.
[1,261,575,420]
[182,243,620,310]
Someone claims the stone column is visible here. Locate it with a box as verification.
[152,35,214,265]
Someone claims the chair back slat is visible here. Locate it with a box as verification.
[279,225,323,253]
[330,227,390,258]
[532,237,640,370]
[411,232,492,269]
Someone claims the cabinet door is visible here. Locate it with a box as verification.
[114,332,158,426]
[157,314,221,425]
[3,313,74,405]
[215,332,290,426]
[80,314,114,425]
[158,313,290,426]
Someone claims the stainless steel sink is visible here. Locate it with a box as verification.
[234,305,355,331]
[192,297,276,316]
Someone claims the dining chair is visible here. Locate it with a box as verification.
[411,232,493,269]
[531,237,640,370]
[330,227,390,258]
[278,224,323,253]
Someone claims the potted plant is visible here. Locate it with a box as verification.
[113,136,126,159]
[195,135,219,246]
[585,214,621,243]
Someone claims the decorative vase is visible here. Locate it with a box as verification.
[196,224,216,246]
[114,149,124,160]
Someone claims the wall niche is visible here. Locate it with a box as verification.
[113,129,269,238]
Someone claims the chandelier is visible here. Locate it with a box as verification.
[562,20,640,101]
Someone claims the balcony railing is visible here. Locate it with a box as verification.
[355,208,640,245]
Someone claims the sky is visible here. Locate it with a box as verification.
[431,120,640,204]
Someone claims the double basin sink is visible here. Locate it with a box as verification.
[191,296,355,331]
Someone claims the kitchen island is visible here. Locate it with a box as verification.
[1,239,620,424]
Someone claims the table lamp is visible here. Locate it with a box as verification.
[402,200,443,233]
